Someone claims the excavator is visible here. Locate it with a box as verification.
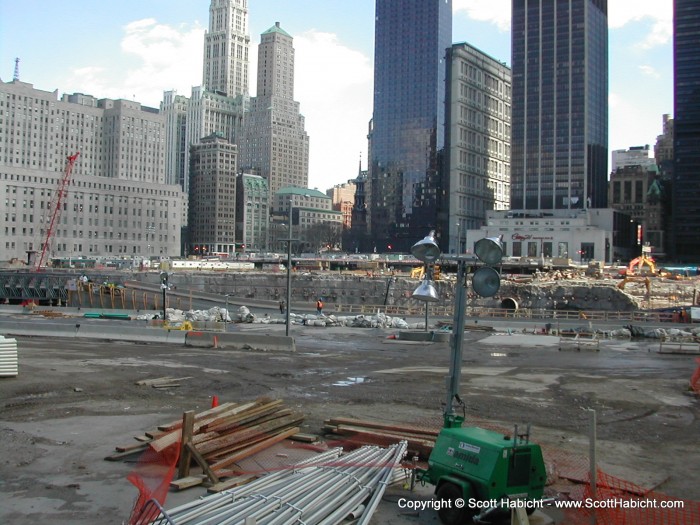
[617,275,651,294]
[621,254,657,276]
[410,265,441,280]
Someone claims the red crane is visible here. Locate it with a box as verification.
[35,152,80,270]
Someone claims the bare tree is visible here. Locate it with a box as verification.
[302,222,343,253]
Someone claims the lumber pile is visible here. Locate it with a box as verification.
[108,397,304,490]
[323,416,438,460]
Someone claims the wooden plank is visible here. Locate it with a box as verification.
[331,426,435,460]
[170,476,204,490]
[196,413,304,456]
[205,407,292,435]
[202,430,285,461]
[104,445,149,461]
[152,403,297,453]
[326,417,439,438]
[207,474,257,493]
[177,411,195,479]
[290,433,319,443]
[332,423,438,444]
[135,376,175,386]
[116,441,152,453]
[186,442,219,484]
[210,426,301,472]
[202,400,284,432]
[157,401,241,431]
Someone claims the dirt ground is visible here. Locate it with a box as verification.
[0,318,698,525]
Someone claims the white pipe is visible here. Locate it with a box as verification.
[163,448,344,524]
[357,441,407,525]
[161,445,402,525]
[176,447,380,525]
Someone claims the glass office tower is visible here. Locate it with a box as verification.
[368,0,452,252]
[510,0,608,211]
[672,0,700,262]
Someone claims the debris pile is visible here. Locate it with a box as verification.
[157,307,413,330]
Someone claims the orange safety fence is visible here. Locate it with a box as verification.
[126,442,180,525]
[586,470,700,525]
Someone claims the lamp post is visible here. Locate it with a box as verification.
[285,220,293,337]
[411,231,441,332]
[159,271,169,326]
[284,194,310,337]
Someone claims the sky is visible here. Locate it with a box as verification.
[0,0,673,192]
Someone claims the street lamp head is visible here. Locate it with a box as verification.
[411,230,441,263]
[411,278,440,302]
[474,236,504,266]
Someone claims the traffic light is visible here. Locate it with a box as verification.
[472,236,503,297]
[160,271,169,289]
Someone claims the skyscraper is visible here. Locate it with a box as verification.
[672,0,700,261]
[203,0,250,97]
[163,0,249,193]
[368,0,452,252]
[445,43,512,254]
[239,23,309,206]
[510,0,608,211]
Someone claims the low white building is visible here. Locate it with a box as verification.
[464,208,639,265]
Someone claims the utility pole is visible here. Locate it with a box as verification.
[160,272,169,325]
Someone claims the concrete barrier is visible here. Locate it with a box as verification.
[185,331,296,352]
[398,330,450,343]
[0,319,187,345]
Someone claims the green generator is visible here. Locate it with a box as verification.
[417,422,547,524]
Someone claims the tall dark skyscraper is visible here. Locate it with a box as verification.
[510,0,608,211]
[672,0,700,262]
[368,0,452,252]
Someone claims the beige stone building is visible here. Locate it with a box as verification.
[0,79,183,262]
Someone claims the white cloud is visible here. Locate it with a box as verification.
[293,30,373,189]
[609,0,672,49]
[66,19,204,106]
[638,65,660,79]
[454,0,511,31]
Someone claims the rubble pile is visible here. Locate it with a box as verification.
[159,306,413,330]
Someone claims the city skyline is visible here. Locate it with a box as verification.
[0,0,672,191]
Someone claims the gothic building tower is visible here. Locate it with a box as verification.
[203,0,250,97]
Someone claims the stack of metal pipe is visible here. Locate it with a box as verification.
[151,442,407,525]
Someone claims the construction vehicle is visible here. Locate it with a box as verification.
[621,253,657,277]
[35,152,80,270]
[413,236,548,524]
[411,265,441,280]
[617,276,651,294]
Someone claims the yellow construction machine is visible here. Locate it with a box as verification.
[411,265,441,280]
[623,254,657,276]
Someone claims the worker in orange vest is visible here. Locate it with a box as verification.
[316,299,324,315]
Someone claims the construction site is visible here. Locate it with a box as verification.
[0,155,699,524]
[1,230,700,525]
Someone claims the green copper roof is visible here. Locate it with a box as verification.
[277,186,328,199]
[262,22,292,38]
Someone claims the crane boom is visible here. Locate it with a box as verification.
[36,152,80,270]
